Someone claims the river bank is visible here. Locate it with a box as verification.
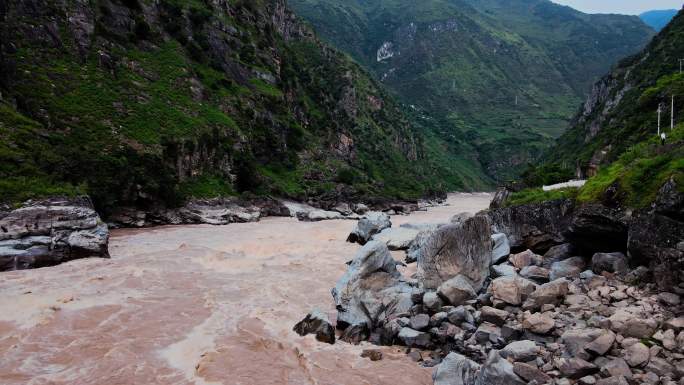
[0,193,492,385]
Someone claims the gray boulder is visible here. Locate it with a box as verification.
[332,241,413,330]
[477,350,526,385]
[491,264,517,278]
[434,353,481,385]
[491,233,510,264]
[0,197,109,271]
[179,198,262,224]
[500,340,540,362]
[550,256,586,280]
[347,212,392,245]
[418,216,492,291]
[398,327,431,348]
[542,243,575,268]
[434,350,526,385]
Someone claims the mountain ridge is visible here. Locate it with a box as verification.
[640,9,679,31]
[289,0,655,181]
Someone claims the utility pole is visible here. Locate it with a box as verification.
[672,95,675,130]
[658,104,662,136]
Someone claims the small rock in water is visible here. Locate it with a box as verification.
[292,309,335,344]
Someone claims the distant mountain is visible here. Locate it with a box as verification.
[640,9,679,31]
[289,0,655,181]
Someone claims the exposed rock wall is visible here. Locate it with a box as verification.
[0,197,109,271]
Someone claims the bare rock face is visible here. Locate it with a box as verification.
[332,241,413,330]
[488,199,574,253]
[0,197,109,271]
[418,216,492,291]
[628,179,684,290]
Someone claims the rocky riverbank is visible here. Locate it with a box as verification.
[0,197,109,271]
[295,179,684,384]
[0,194,445,272]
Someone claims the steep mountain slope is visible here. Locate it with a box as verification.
[0,0,490,215]
[289,0,655,180]
[545,10,684,177]
[513,10,684,209]
[640,9,679,32]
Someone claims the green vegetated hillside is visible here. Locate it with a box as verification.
[512,11,684,208]
[288,0,655,181]
[0,0,491,214]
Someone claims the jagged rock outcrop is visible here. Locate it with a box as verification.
[488,199,574,253]
[331,241,414,331]
[0,197,109,271]
[418,216,492,291]
[628,178,684,290]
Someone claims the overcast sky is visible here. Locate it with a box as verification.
[552,0,682,15]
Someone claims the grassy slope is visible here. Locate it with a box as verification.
[0,0,490,212]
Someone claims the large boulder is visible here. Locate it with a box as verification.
[433,351,526,385]
[178,198,262,224]
[488,199,574,253]
[433,353,481,385]
[491,233,510,264]
[0,197,109,271]
[331,241,413,330]
[405,225,442,263]
[347,212,392,245]
[417,216,492,291]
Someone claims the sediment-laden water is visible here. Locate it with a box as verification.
[0,193,491,385]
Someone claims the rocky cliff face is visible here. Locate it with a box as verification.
[0,0,456,215]
[0,197,109,271]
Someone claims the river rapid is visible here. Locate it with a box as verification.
[0,193,491,385]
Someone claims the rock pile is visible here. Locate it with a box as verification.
[293,180,684,384]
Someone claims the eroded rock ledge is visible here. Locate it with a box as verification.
[0,197,109,271]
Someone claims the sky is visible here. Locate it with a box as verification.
[551,0,682,15]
